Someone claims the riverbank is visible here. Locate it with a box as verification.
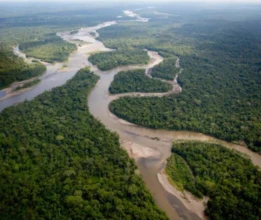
[121,140,161,160]
[0,21,115,102]
[0,21,116,111]
[158,169,208,220]
[0,61,66,101]
[2,13,261,220]
[87,43,261,220]
[121,137,206,220]
[0,77,39,101]
[0,46,62,101]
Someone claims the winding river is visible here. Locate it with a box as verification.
[1,16,261,220]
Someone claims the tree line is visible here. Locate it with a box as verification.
[19,33,77,63]
[0,68,167,220]
[0,45,46,89]
[105,16,261,152]
[109,69,172,94]
[167,141,261,220]
[89,49,149,71]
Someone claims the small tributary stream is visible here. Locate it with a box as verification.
[1,17,261,220]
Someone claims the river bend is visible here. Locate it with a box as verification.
[1,17,261,220]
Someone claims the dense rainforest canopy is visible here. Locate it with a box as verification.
[103,10,261,152]
[1,3,261,220]
[151,57,180,81]
[109,69,171,94]
[0,45,46,89]
[0,68,167,219]
[89,49,149,71]
[0,6,124,89]
[166,142,261,220]
[19,34,77,63]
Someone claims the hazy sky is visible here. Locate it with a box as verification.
[0,0,261,2]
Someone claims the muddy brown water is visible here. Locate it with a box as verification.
[1,20,261,220]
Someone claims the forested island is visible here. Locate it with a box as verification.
[0,68,167,219]
[0,6,124,90]
[151,57,180,80]
[89,49,149,71]
[166,142,261,220]
[109,69,171,94]
[105,11,261,152]
[0,45,46,89]
[1,2,261,220]
[19,34,77,63]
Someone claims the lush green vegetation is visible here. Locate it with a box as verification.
[0,46,46,89]
[89,49,149,71]
[19,34,77,63]
[14,79,41,91]
[98,22,196,56]
[166,142,261,220]
[109,69,172,94]
[0,4,124,88]
[151,57,180,80]
[105,10,261,152]
[165,153,202,198]
[1,3,261,218]
[0,68,167,219]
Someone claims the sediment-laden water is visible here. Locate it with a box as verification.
[1,14,261,220]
